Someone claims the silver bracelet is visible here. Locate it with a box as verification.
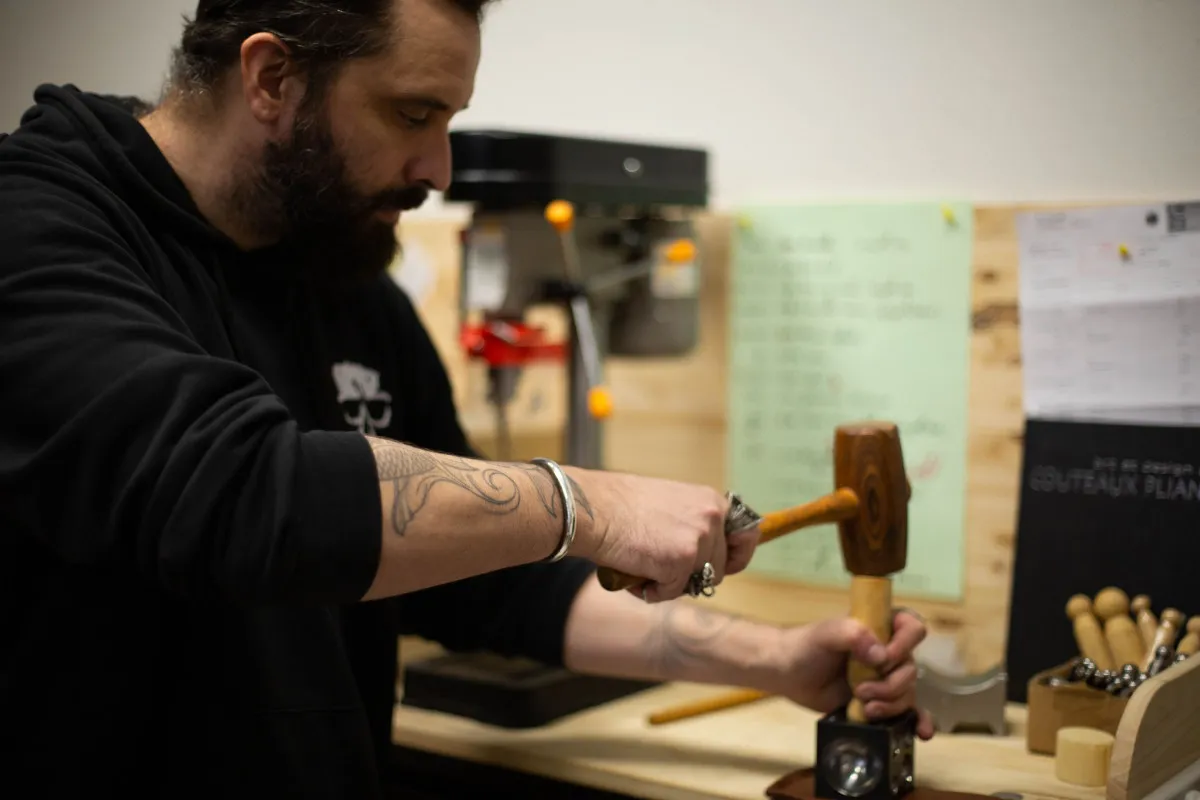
[530,457,576,563]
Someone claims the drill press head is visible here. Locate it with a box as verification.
[445,129,710,355]
[833,422,910,578]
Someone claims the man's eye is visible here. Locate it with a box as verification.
[400,110,430,128]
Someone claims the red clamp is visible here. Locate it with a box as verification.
[460,319,566,367]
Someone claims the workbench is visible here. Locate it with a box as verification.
[391,680,1104,800]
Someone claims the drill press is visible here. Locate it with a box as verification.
[400,129,712,729]
[449,128,709,465]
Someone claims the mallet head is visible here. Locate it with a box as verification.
[833,421,909,578]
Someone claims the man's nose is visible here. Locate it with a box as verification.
[405,134,454,193]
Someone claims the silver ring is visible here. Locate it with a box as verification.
[687,562,717,598]
[724,491,762,535]
[641,585,649,603]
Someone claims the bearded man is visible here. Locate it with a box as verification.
[0,1,933,796]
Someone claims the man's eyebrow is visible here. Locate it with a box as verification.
[396,95,468,112]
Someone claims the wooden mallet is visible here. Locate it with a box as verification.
[831,421,910,723]
[595,423,910,604]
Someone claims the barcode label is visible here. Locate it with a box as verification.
[1166,201,1200,234]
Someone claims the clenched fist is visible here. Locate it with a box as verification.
[566,469,762,602]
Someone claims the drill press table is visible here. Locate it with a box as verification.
[391,680,1102,800]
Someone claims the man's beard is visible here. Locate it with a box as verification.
[234,99,429,284]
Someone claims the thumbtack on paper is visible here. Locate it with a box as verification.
[941,205,957,226]
[1118,244,1131,259]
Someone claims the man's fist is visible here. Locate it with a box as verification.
[567,469,762,602]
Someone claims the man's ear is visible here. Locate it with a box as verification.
[239,32,308,126]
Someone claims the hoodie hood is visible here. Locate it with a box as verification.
[6,84,230,249]
[3,83,349,390]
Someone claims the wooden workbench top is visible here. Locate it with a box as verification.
[392,680,1105,800]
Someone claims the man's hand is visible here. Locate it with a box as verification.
[771,610,935,740]
[568,469,762,603]
[563,582,932,739]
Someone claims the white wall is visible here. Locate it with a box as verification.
[3,0,1198,211]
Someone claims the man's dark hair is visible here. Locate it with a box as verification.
[169,0,493,95]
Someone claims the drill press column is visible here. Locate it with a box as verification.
[566,301,610,468]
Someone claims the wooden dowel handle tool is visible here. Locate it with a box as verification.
[1066,595,1115,671]
[1177,618,1200,657]
[1143,608,1185,671]
[1131,595,1158,656]
[647,689,771,725]
[1094,587,1145,668]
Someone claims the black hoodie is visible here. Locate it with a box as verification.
[0,85,594,797]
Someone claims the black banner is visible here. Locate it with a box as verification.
[1005,418,1200,702]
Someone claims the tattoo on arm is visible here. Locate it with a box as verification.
[567,474,596,522]
[369,438,523,537]
[514,464,560,521]
[366,437,595,538]
[507,464,597,523]
[644,603,739,679]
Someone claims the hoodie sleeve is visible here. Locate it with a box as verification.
[0,179,383,605]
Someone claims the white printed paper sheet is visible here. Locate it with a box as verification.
[1017,201,1200,425]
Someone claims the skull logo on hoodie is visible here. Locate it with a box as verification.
[332,361,393,435]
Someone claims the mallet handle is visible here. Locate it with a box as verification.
[595,489,859,593]
[847,575,893,722]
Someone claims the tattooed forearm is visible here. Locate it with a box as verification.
[365,437,596,540]
[643,602,741,679]
[368,437,524,537]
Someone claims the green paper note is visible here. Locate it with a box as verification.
[728,202,972,601]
